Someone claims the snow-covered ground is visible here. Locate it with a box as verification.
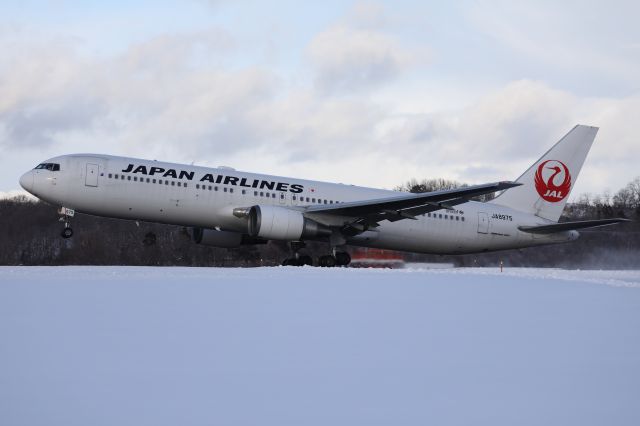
[1,266,639,426]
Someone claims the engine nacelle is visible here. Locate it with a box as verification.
[248,205,332,241]
[192,228,266,248]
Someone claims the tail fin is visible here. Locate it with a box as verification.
[493,124,598,222]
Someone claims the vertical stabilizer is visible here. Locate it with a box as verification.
[492,125,598,222]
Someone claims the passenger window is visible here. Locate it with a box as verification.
[292,195,297,200]
[209,186,213,191]
[254,191,258,196]
[224,187,227,193]
[260,192,264,197]
[177,182,181,187]
[108,173,112,178]
[153,179,156,184]
[146,178,150,183]
[280,193,285,199]
[165,181,169,185]
[184,183,187,188]
[242,189,246,195]
[230,188,233,193]
[159,180,163,184]
[121,175,125,180]
[439,214,442,219]
[272,193,275,198]
[462,217,465,222]
[133,177,137,181]
[127,176,131,181]
[456,216,459,221]
[196,184,200,189]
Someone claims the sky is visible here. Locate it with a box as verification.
[1,0,639,198]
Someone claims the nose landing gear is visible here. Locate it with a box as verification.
[61,227,74,239]
[58,207,75,239]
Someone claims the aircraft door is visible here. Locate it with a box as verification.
[85,163,99,187]
[477,212,489,234]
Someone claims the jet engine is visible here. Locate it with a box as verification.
[192,227,266,248]
[247,205,332,241]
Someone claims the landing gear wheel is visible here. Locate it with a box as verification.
[319,255,337,267]
[335,251,351,266]
[282,258,304,267]
[298,255,313,266]
[282,241,312,267]
[61,227,74,239]
[58,207,75,240]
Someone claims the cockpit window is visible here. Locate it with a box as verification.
[35,163,60,171]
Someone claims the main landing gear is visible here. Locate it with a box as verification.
[282,241,313,266]
[318,251,351,267]
[58,207,75,239]
[281,242,351,267]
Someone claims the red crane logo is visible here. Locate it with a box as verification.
[534,160,571,202]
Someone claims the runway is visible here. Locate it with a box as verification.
[2,266,639,425]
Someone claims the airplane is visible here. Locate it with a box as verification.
[19,124,628,266]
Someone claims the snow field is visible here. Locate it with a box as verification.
[1,266,639,426]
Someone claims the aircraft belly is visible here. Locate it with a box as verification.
[362,217,461,254]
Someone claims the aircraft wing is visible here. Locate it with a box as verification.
[303,181,520,233]
[518,218,631,234]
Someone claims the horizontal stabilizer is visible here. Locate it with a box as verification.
[518,218,630,234]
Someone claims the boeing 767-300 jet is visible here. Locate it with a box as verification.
[19,125,628,266]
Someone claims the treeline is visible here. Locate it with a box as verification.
[1,177,639,268]
[0,196,294,267]
[395,178,497,202]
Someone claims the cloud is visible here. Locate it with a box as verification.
[371,79,640,194]
[466,2,640,93]
[0,29,271,158]
[1,10,639,198]
[307,20,412,93]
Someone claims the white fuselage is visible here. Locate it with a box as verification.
[20,154,578,254]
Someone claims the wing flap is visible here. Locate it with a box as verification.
[305,181,520,221]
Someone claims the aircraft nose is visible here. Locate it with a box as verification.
[19,171,34,192]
